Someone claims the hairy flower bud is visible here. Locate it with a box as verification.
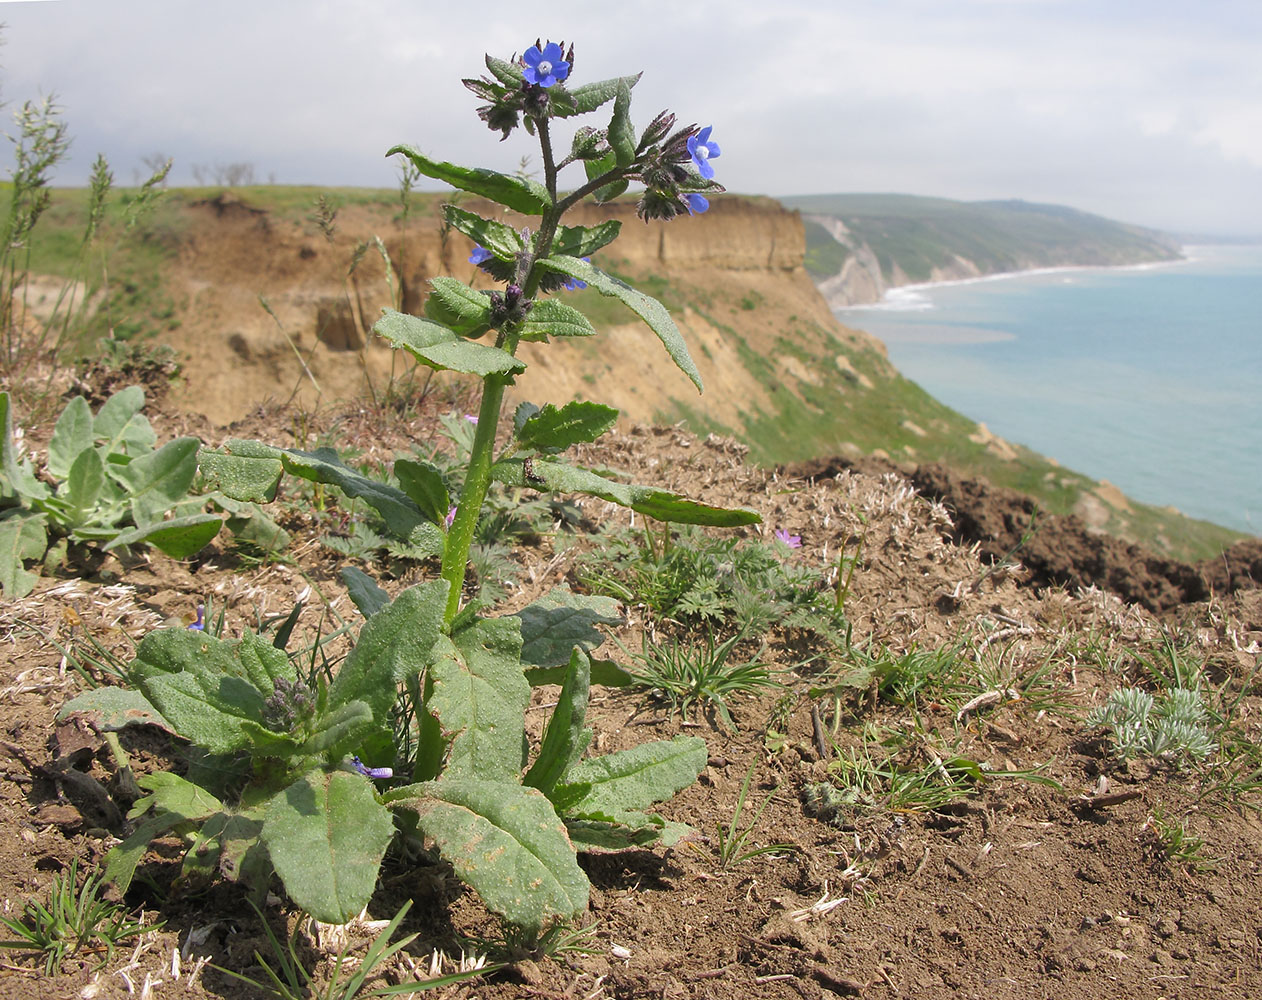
[262,676,317,734]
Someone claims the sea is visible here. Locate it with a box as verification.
[835,244,1261,535]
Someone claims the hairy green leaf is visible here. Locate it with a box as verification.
[556,735,707,815]
[552,220,623,259]
[525,648,592,797]
[47,397,94,479]
[441,205,522,259]
[514,585,623,669]
[197,441,285,503]
[388,144,550,215]
[515,401,617,454]
[0,514,46,598]
[104,513,222,558]
[608,78,635,166]
[518,298,596,342]
[567,72,642,115]
[57,686,175,734]
[393,458,449,526]
[375,308,526,379]
[341,566,390,618]
[424,276,492,337]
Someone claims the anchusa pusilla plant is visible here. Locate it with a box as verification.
[61,42,754,935]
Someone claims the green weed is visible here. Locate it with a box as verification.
[713,762,798,868]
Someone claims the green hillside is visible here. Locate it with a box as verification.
[784,193,1182,283]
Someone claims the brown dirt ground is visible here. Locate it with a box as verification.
[2,384,1261,1000]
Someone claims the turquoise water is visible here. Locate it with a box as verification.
[837,245,1262,534]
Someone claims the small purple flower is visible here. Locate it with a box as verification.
[187,604,205,631]
[464,414,478,424]
[563,257,591,291]
[445,505,458,530]
[685,193,709,215]
[350,756,393,779]
[522,42,570,88]
[774,529,802,549]
[687,126,721,180]
[469,245,492,266]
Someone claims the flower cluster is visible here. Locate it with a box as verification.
[463,39,576,139]
[262,676,317,734]
[630,113,725,222]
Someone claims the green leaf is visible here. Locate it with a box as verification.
[93,386,155,455]
[388,144,550,215]
[57,686,175,735]
[426,618,530,782]
[374,308,526,379]
[515,401,617,454]
[525,648,592,797]
[0,392,49,501]
[553,220,623,259]
[424,276,492,337]
[112,436,201,525]
[326,579,448,725]
[386,778,588,932]
[608,78,635,167]
[556,735,707,816]
[582,150,627,205]
[485,54,526,88]
[62,447,107,525]
[538,257,702,390]
[566,72,642,115]
[518,298,597,342]
[491,457,761,526]
[564,815,672,853]
[280,446,443,551]
[236,629,296,691]
[0,515,46,598]
[48,397,94,479]
[525,657,634,688]
[341,566,390,618]
[104,513,222,558]
[104,811,189,894]
[441,205,522,260]
[514,585,623,669]
[198,440,285,503]
[393,458,449,526]
[218,498,291,552]
[296,700,375,760]
[263,771,395,924]
[132,771,224,823]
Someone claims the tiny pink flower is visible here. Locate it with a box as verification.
[774,529,802,549]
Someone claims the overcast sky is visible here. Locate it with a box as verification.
[3,0,1260,236]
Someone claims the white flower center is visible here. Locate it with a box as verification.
[538,60,552,76]
[695,145,710,160]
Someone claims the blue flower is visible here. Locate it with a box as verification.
[350,756,393,779]
[187,604,205,631]
[522,42,570,88]
[469,245,492,265]
[687,126,721,180]
[564,257,591,291]
[685,193,709,215]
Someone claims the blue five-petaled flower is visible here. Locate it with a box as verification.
[686,193,709,215]
[688,126,720,180]
[522,42,570,88]
[469,245,492,265]
[187,604,205,631]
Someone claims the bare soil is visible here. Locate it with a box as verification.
[2,386,1260,1000]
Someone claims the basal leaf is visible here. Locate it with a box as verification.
[515,401,617,454]
[197,442,285,503]
[48,397,94,479]
[387,778,588,932]
[263,771,395,924]
[0,514,46,598]
[491,457,761,526]
[556,735,707,815]
[524,648,592,797]
[388,144,550,215]
[113,436,201,525]
[341,566,390,618]
[514,585,623,669]
[537,256,702,390]
[93,386,155,455]
[132,771,224,823]
[426,618,530,782]
[57,685,175,735]
[518,298,596,342]
[326,579,448,724]
[296,700,375,761]
[374,308,526,379]
[62,447,107,525]
[105,513,222,558]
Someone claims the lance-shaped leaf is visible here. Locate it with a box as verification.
[426,618,530,782]
[515,401,617,454]
[1,392,48,500]
[341,566,390,618]
[583,150,628,205]
[112,436,201,525]
[565,72,642,115]
[280,446,443,550]
[104,513,223,559]
[393,457,449,526]
[485,54,525,87]
[58,686,175,735]
[296,700,375,761]
[518,298,596,342]
[538,256,702,391]
[263,770,395,924]
[425,277,492,337]
[236,629,296,691]
[564,816,667,853]
[385,778,588,932]
[388,144,550,216]
[552,220,622,259]
[441,205,522,260]
[492,457,761,527]
[555,735,707,816]
[608,78,635,166]
[93,386,155,456]
[326,579,448,725]
[524,648,592,797]
[48,397,94,479]
[0,515,46,598]
[514,585,623,669]
[105,772,224,893]
[197,440,285,503]
[375,308,526,380]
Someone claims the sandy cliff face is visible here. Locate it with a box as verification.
[161,193,887,431]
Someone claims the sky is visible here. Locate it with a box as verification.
[3,0,1261,237]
